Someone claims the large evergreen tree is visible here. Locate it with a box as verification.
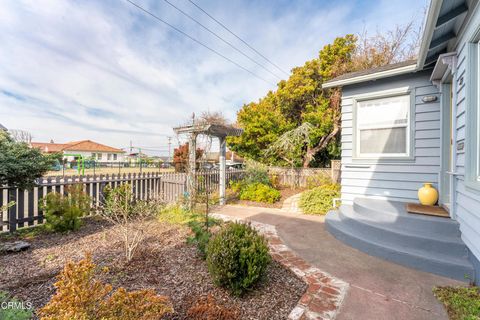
[229,35,356,167]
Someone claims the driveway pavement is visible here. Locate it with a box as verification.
[212,205,463,320]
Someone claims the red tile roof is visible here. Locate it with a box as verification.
[31,140,124,153]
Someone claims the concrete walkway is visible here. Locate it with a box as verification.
[213,205,463,320]
[281,193,304,213]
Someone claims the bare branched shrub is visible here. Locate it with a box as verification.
[198,111,229,126]
[9,129,33,143]
[101,184,161,262]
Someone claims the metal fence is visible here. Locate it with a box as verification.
[1,169,244,233]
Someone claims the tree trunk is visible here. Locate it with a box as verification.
[302,88,342,168]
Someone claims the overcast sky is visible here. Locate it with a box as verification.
[0,0,427,155]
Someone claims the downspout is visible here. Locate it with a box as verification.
[451,59,459,220]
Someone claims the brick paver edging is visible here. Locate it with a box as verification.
[212,213,349,320]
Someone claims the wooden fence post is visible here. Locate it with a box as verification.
[331,160,341,183]
[8,188,17,232]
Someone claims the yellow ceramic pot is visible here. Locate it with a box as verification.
[418,183,438,206]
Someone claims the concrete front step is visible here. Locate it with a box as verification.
[326,199,475,281]
[353,198,461,236]
[339,205,468,259]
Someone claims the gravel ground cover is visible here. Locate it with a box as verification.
[0,217,306,319]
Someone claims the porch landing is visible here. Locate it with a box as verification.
[326,198,475,281]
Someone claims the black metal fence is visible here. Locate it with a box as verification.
[1,169,244,233]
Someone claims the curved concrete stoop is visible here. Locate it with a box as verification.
[325,198,475,281]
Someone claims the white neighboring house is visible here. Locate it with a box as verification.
[0,123,7,131]
[31,140,125,163]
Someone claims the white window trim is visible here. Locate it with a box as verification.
[352,87,414,161]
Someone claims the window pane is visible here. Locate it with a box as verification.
[358,95,409,128]
[360,127,407,154]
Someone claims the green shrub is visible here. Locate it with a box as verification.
[42,185,91,232]
[228,181,242,194]
[0,291,33,320]
[299,184,340,215]
[243,160,271,186]
[158,204,192,225]
[305,173,332,190]
[206,222,270,296]
[239,183,281,203]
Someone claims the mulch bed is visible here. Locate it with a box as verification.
[231,187,304,209]
[0,217,306,319]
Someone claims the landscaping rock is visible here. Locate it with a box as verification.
[0,240,31,254]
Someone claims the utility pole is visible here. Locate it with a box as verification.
[167,136,172,164]
[129,140,133,154]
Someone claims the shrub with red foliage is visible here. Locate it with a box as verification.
[187,294,239,320]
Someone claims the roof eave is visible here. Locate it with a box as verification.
[417,0,445,70]
[322,64,418,89]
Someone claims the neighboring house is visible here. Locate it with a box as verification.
[323,0,480,283]
[205,151,244,163]
[125,152,149,162]
[31,140,125,163]
[0,123,7,131]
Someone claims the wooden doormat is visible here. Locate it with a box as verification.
[406,203,450,218]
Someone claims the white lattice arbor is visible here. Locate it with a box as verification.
[173,123,243,206]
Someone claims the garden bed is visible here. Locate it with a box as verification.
[230,187,304,208]
[0,217,306,319]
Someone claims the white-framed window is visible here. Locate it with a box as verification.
[355,94,411,158]
[97,153,102,160]
[107,153,112,161]
[113,154,118,161]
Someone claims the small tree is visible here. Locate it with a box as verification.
[0,132,58,229]
[101,184,160,262]
[0,131,58,189]
[173,143,203,172]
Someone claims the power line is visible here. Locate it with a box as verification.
[187,0,290,77]
[162,0,283,80]
[125,0,276,86]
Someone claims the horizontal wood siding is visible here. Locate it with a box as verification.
[452,6,480,264]
[340,71,441,204]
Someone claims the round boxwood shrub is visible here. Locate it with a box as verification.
[206,222,271,296]
[239,183,281,203]
[299,184,340,215]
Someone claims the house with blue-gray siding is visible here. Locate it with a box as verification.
[323,0,480,283]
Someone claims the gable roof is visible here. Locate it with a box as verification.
[31,140,124,153]
[0,123,7,131]
[322,60,417,88]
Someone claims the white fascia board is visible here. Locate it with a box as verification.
[417,0,444,70]
[322,64,417,89]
